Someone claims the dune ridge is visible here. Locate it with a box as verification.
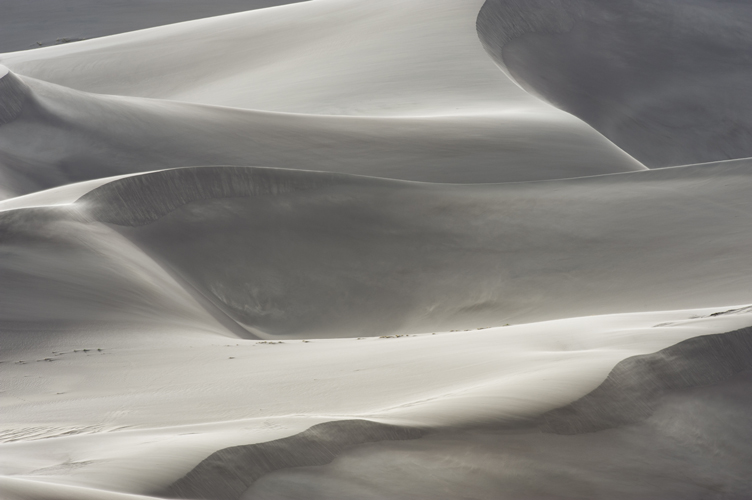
[0,72,644,201]
[71,161,752,338]
[163,420,425,500]
[2,1,752,498]
[0,0,647,201]
[239,341,752,499]
[540,326,752,434]
[78,167,369,227]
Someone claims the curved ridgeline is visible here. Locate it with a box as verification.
[75,162,752,339]
[477,0,752,167]
[161,326,752,500]
[540,324,752,434]
[163,420,425,500]
[77,166,388,227]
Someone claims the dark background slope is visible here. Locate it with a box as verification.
[477,0,752,168]
[0,0,305,53]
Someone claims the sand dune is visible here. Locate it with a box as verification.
[0,0,645,199]
[2,0,751,498]
[78,161,752,337]
[478,0,752,167]
[4,300,752,497]
[0,205,228,337]
[2,0,561,115]
[238,327,752,500]
[0,67,642,199]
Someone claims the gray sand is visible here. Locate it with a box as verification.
[0,0,305,53]
[3,2,752,499]
[477,0,752,167]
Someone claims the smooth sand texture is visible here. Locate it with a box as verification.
[238,327,752,500]
[242,373,752,500]
[81,162,752,338]
[0,0,644,199]
[477,0,752,167]
[2,1,752,499]
[1,0,559,114]
[4,302,752,497]
[0,0,649,201]
[0,71,643,199]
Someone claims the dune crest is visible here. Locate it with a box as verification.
[69,162,752,338]
[0,72,644,200]
[2,1,752,498]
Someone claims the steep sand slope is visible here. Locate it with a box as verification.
[0,68,643,199]
[0,0,305,52]
[477,0,752,167]
[2,1,751,498]
[1,0,567,116]
[74,161,752,338]
[0,0,643,194]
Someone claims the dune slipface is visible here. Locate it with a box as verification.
[477,0,752,167]
[1,1,752,500]
[0,0,645,200]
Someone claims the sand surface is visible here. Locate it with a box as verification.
[0,0,306,53]
[2,1,752,499]
[478,0,752,167]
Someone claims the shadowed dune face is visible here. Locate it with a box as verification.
[242,374,752,500]
[166,328,752,500]
[539,326,752,434]
[163,420,425,500]
[77,163,752,338]
[477,0,752,167]
[0,0,648,200]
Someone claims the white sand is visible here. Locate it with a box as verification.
[3,305,751,497]
[0,0,643,199]
[1,1,751,498]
